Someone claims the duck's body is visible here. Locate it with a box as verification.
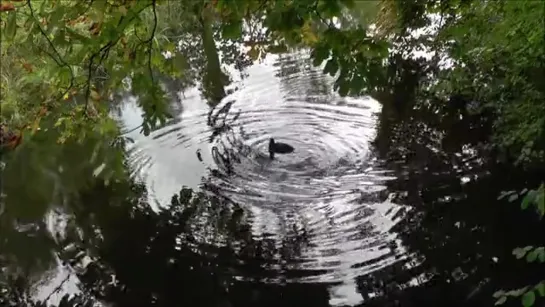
[269,138,294,159]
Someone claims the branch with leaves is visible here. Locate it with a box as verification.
[0,0,177,146]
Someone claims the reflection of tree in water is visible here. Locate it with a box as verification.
[357,57,545,306]
[0,124,129,297]
[4,174,330,307]
[275,52,332,100]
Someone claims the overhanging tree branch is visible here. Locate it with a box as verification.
[27,0,75,102]
[146,0,158,85]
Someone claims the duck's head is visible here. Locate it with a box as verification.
[269,138,275,146]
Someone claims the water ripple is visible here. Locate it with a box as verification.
[122,53,408,301]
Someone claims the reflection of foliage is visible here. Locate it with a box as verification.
[358,101,545,306]
[0,125,129,287]
[5,178,318,307]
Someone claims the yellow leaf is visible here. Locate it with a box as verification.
[301,21,319,45]
[31,118,41,134]
[0,3,16,12]
[90,89,101,101]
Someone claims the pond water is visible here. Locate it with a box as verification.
[4,50,544,307]
[120,51,408,306]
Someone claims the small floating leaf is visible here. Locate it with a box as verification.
[494,296,507,305]
[508,193,518,202]
[513,247,528,259]
[493,290,505,298]
[498,190,515,200]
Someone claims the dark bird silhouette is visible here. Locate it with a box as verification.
[268,138,294,159]
[196,149,203,162]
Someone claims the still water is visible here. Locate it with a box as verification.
[118,51,407,305]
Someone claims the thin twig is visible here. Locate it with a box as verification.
[83,53,96,116]
[43,272,72,303]
[146,0,158,85]
[313,1,337,31]
[80,0,95,16]
[27,0,74,101]
[82,2,153,116]
[134,25,145,42]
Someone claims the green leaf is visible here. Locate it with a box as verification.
[536,247,545,263]
[49,4,66,27]
[535,282,545,297]
[151,52,164,68]
[5,11,17,41]
[537,189,545,216]
[526,249,538,262]
[319,0,342,18]
[340,0,356,9]
[222,20,242,39]
[311,45,330,67]
[521,190,536,209]
[522,291,535,307]
[323,58,339,76]
[349,75,364,96]
[65,28,91,44]
[164,42,177,53]
[338,79,350,97]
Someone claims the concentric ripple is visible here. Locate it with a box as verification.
[121,52,408,305]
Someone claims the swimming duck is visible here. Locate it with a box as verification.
[268,138,294,159]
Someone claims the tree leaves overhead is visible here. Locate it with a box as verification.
[0,0,178,143]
